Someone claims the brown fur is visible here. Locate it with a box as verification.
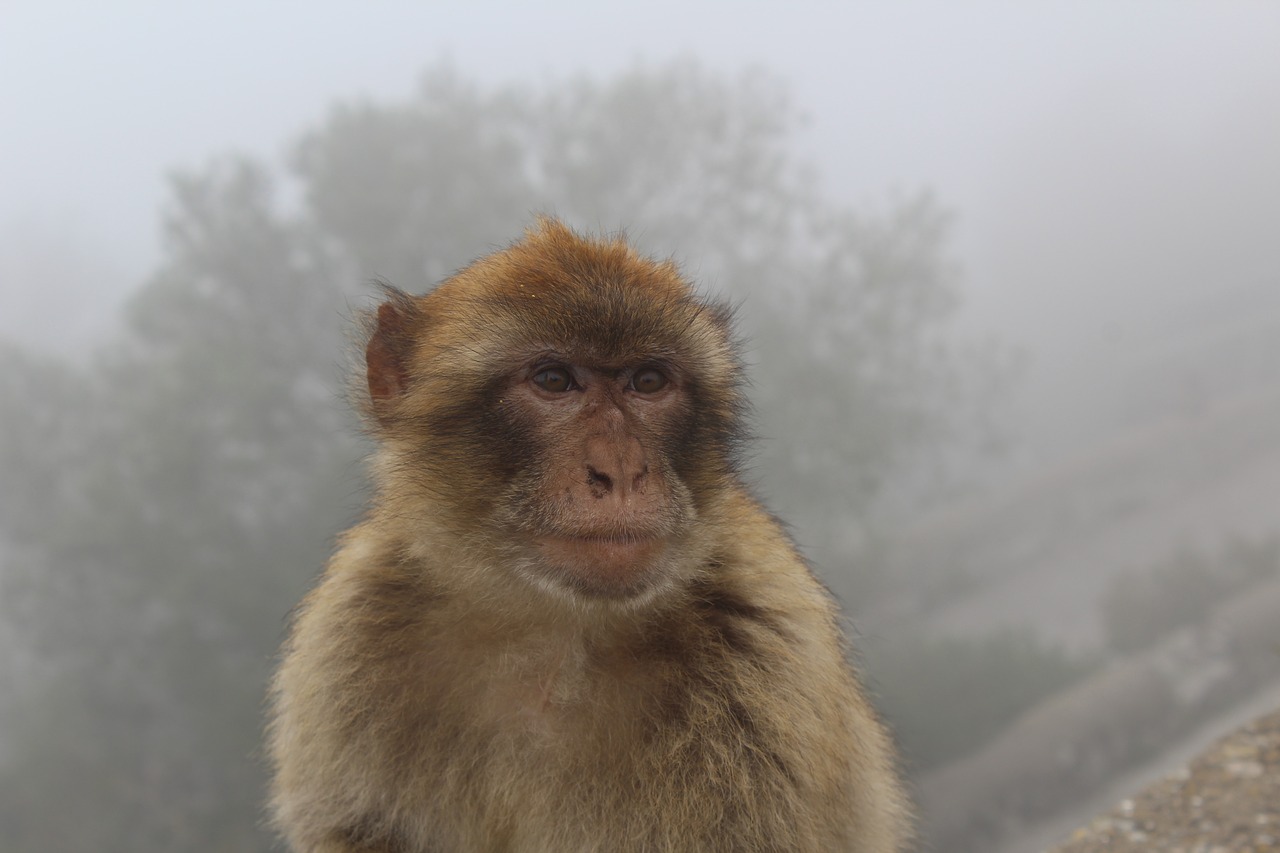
[268,219,913,852]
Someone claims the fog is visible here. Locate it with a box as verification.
[2,3,1278,850]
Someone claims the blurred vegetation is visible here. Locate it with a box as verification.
[0,62,1010,850]
[869,629,1097,773]
[1102,535,1280,655]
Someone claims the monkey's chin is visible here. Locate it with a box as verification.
[532,535,669,600]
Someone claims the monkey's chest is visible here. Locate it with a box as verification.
[395,633,809,852]
[483,656,590,736]
[470,641,642,741]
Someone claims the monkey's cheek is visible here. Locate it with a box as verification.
[534,537,667,596]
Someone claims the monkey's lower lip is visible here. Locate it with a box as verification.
[535,535,663,575]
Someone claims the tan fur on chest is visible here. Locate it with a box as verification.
[478,631,594,738]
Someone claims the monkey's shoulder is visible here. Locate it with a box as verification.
[707,490,843,613]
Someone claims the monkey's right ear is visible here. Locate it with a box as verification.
[365,292,420,421]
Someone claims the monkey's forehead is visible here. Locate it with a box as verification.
[431,286,737,376]
[424,247,732,356]
[412,220,739,378]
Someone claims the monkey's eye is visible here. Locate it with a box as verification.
[631,368,669,394]
[532,367,575,393]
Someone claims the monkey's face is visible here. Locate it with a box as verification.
[364,221,744,602]
[488,355,702,600]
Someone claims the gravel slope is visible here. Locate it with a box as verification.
[1047,707,1280,852]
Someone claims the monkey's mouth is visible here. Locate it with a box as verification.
[538,534,662,562]
[533,533,667,591]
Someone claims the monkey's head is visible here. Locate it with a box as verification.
[362,219,745,602]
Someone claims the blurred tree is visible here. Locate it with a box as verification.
[1101,536,1280,655]
[0,160,359,851]
[0,62,997,851]
[867,628,1097,772]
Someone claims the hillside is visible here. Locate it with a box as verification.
[894,283,1280,850]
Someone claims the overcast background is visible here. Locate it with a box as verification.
[3,3,1279,851]
[7,2,1279,374]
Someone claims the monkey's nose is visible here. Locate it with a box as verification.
[585,463,649,501]
[586,466,614,492]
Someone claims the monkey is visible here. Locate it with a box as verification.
[267,219,913,852]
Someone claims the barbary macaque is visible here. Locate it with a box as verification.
[268,219,913,852]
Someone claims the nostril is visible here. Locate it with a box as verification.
[586,467,613,491]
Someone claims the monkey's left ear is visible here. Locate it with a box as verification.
[365,290,420,422]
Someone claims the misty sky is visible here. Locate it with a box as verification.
[3,1,1279,384]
